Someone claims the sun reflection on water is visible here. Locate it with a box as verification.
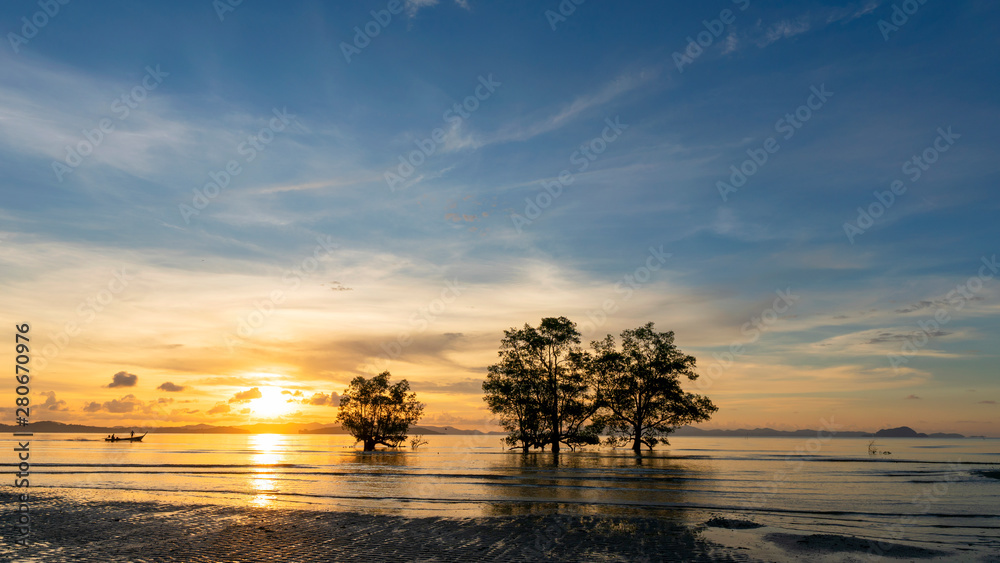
[248,434,285,507]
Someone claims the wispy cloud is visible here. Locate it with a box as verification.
[757,18,811,48]
[721,33,740,55]
[481,69,656,146]
[825,1,883,24]
[725,2,881,54]
[405,0,470,18]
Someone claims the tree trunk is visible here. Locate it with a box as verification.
[632,423,642,453]
[363,438,376,451]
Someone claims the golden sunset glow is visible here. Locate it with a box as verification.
[248,387,295,419]
[3,0,996,440]
[248,434,284,508]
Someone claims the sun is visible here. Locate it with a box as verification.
[248,387,293,419]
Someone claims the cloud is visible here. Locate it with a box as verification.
[757,18,811,47]
[905,394,921,400]
[79,394,165,415]
[721,33,739,55]
[409,377,484,394]
[282,390,305,397]
[725,4,880,55]
[208,403,231,415]
[481,70,655,146]
[866,330,950,344]
[895,296,982,313]
[0,56,204,181]
[157,381,187,392]
[405,0,469,17]
[723,13,823,54]
[40,391,68,411]
[104,394,139,413]
[825,1,883,24]
[979,400,997,405]
[894,300,938,313]
[108,371,138,388]
[189,376,261,387]
[304,392,341,406]
[323,281,353,292]
[229,387,262,403]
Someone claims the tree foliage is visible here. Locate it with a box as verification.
[483,317,600,454]
[592,323,717,452]
[336,371,424,451]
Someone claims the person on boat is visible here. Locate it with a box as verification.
[130,430,134,438]
[111,434,116,440]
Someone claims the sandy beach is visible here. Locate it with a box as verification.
[5,490,991,562]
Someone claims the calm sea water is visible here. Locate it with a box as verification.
[4,433,999,550]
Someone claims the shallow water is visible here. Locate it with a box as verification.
[4,433,999,552]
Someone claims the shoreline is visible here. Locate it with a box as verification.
[1,491,978,562]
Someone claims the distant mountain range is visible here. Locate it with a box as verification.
[671,425,966,439]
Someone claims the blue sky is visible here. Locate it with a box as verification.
[2,0,998,433]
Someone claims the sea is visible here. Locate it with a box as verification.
[4,433,999,553]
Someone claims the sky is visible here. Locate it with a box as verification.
[1,0,998,435]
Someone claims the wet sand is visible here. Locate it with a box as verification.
[2,492,984,562]
[2,491,749,562]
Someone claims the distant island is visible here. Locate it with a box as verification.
[3,421,974,438]
[671,425,966,439]
[873,426,965,439]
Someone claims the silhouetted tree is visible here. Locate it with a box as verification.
[483,317,600,455]
[336,371,424,451]
[483,355,544,453]
[592,323,717,453]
